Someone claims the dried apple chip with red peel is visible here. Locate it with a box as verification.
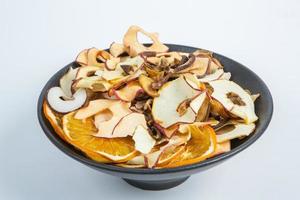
[152,76,200,128]
[74,99,114,119]
[93,101,131,137]
[75,66,101,80]
[59,67,79,99]
[198,69,224,82]
[123,25,169,57]
[209,80,258,124]
[87,48,106,68]
[112,113,147,138]
[113,80,144,102]
[109,42,126,57]
[91,101,147,138]
[153,123,179,138]
[138,74,159,97]
[76,49,88,65]
[105,57,121,71]
[216,122,255,143]
[73,76,112,92]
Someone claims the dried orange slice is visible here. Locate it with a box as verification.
[164,125,216,168]
[43,101,111,163]
[156,145,185,167]
[62,112,137,162]
[43,101,65,141]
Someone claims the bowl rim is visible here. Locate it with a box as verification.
[37,44,273,175]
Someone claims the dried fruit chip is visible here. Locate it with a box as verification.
[123,25,169,57]
[43,101,111,162]
[62,112,137,162]
[164,125,216,168]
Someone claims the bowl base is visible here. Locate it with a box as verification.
[123,176,190,190]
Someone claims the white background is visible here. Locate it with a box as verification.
[0,0,299,199]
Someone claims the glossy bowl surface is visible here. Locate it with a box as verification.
[37,44,273,190]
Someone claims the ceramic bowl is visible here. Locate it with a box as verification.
[37,44,273,190]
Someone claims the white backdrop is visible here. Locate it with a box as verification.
[0,0,299,199]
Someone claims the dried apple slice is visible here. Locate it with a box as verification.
[219,72,231,80]
[75,66,101,79]
[94,101,131,136]
[152,76,200,128]
[101,56,143,82]
[109,42,126,57]
[123,25,169,57]
[192,49,213,57]
[113,80,143,102]
[251,93,260,102]
[109,68,145,91]
[74,99,114,119]
[216,122,255,143]
[102,66,125,81]
[153,123,179,138]
[73,76,112,92]
[97,50,112,62]
[157,52,182,60]
[93,109,113,123]
[76,49,88,65]
[190,92,207,113]
[173,54,196,72]
[126,155,146,165]
[117,55,144,71]
[132,125,156,154]
[183,73,203,91]
[112,113,147,138]
[209,80,258,123]
[47,87,87,113]
[191,92,210,122]
[210,98,230,118]
[198,69,224,82]
[138,74,159,97]
[105,57,121,71]
[93,101,147,138]
[179,57,209,77]
[87,48,105,68]
[207,59,223,74]
[145,150,161,168]
[144,65,163,79]
[146,52,181,67]
[59,67,79,99]
[211,141,231,156]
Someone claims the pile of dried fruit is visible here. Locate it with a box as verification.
[44,26,259,168]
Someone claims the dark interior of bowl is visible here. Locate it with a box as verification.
[37,44,273,179]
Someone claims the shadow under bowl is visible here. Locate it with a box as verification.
[37,44,273,190]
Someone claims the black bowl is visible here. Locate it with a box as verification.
[37,44,273,190]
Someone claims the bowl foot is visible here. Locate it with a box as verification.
[123,176,190,190]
